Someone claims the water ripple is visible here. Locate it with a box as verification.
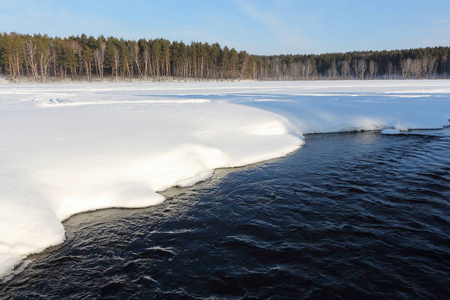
[1,130,449,299]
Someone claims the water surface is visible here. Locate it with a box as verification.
[1,129,449,299]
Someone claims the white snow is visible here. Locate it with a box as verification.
[1,80,450,278]
[381,128,403,135]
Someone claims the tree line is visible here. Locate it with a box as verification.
[1,32,450,83]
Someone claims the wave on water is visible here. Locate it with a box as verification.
[2,129,449,299]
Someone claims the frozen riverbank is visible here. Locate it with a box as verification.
[1,80,449,278]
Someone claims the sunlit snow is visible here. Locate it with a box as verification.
[1,80,449,278]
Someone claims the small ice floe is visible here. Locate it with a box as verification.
[381,128,403,135]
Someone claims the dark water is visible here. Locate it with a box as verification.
[1,129,450,299]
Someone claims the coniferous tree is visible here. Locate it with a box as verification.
[1,32,450,82]
[2,33,23,82]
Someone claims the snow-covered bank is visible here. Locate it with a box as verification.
[1,80,450,278]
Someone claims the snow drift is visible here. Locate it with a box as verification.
[1,80,449,278]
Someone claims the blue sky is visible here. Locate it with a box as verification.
[1,0,449,55]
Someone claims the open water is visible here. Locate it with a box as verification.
[1,129,449,299]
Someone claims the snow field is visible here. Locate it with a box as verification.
[1,80,449,278]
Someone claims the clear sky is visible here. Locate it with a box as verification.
[1,0,449,55]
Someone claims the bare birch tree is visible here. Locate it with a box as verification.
[113,46,120,81]
[129,42,143,79]
[23,39,39,81]
[353,59,367,79]
[37,39,51,82]
[368,60,377,79]
[94,42,106,79]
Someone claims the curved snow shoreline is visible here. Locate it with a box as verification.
[1,80,450,279]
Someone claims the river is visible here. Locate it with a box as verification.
[1,128,449,299]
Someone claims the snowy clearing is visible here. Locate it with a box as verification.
[1,80,450,278]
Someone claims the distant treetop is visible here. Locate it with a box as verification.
[1,32,449,82]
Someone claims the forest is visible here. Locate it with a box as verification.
[1,32,450,82]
